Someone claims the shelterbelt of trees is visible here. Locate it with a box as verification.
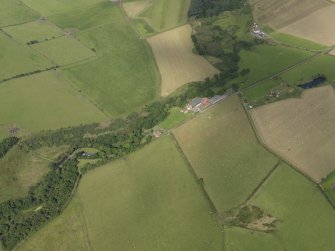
[0,0,255,249]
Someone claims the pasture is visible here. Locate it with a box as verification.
[0,145,67,203]
[63,7,160,116]
[249,163,335,250]
[279,5,335,46]
[0,71,108,134]
[0,0,38,27]
[18,195,91,251]
[238,44,314,86]
[139,0,190,31]
[123,0,152,18]
[24,136,224,250]
[249,0,329,29]
[173,96,278,211]
[158,107,193,130]
[147,25,219,96]
[32,36,96,65]
[0,32,53,80]
[251,86,335,182]
[21,0,105,16]
[3,19,64,44]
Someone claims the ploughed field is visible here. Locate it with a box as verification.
[250,86,335,181]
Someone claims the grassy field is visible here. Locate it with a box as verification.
[139,0,190,31]
[249,0,329,29]
[158,107,193,130]
[21,0,105,16]
[0,71,107,134]
[32,36,96,65]
[238,44,314,86]
[0,145,67,203]
[18,195,91,251]
[225,227,282,251]
[147,25,219,96]
[280,54,335,84]
[249,163,335,250]
[243,79,280,102]
[0,0,38,27]
[0,32,53,80]
[251,86,335,182]
[123,0,152,18]
[23,136,224,250]
[3,20,64,43]
[279,5,335,46]
[174,96,278,211]
[270,32,328,50]
[62,6,160,116]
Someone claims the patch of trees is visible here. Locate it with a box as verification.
[0,137,19,159]
[188,0,246,18]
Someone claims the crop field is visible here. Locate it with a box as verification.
[0,145,67,203]
[123,0,152,18]
[21,0,105,16]
[3,20,64,44]
[18,196,91,251]
[238,44,314,86]
[23,136,224,250]
[147,25,219,96]
[249,0,330,29]
[0,32,53,80]
[330,49,335,56]
[32,36,96,65]
[249,163,335,250]
[279,5,335,46]
[63,8,160,116]
[0,0,38,27]
[139,0,190,31]
[251,86,335,181]
[174,96,278,211]
[0,71,108,134]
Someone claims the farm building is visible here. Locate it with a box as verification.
[209,95,227,104]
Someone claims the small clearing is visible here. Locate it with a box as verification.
[147,25,219,96]
[251,86,335,182]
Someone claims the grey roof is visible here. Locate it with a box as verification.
[209,95,226,104]
[189,97,202,107]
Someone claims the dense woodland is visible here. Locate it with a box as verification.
[0,1,253,250]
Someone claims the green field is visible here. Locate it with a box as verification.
[21,136,224,250]
[238,44,315,86]
[0,0,38,27]
[3,20,64,43]
[174,96,278,211]
[0,145,67,203]
[62,6,160,116]
[280,54,335,84]
[243,79,280,101]
[247,163,335,250]
[139,0,190,31]
[18,196,91,251]
[0,32,53,80]
[270,32,328,51]
[158,107,193,130]
[32,36,96,65]
[0,71,107,134]
[22,0,105,16]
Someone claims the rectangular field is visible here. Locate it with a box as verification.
[123,0,152,18]
[174,95,278,211]
[249,163,335,250]
[21,136,224,250]
[32,36,96,65]
[250,86,335,181]
[0,0,38,27]
[0,32,53,80]
[62,6,160,116]
[147,25,219,96]
[0,71,108,134]
[3,20,64,43]
[139,0,190,31]
[279,5,335,46]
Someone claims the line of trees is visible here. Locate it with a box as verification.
[0,137,19,159]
